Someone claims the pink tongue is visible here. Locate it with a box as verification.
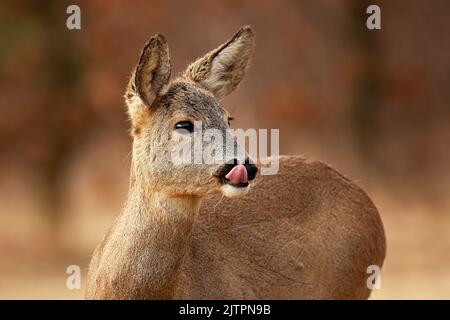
[225,164,248,184]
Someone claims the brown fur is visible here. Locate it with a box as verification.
[177,156,386,299]
[86,26,386,300]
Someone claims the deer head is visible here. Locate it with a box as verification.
[124,26,257,198]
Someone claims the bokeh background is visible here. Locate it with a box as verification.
[1,0,449,299]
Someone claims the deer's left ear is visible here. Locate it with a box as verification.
[125,34,171,129]
[183,26,254,99]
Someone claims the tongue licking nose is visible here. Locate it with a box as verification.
[225,164,248,185]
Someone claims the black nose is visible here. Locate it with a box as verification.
[244,159,258,181]
[217,158,258,181]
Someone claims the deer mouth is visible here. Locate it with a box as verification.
[220,164,250,188]
[222,178,249,188]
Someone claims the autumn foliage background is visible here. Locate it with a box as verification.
[1,1,449,299]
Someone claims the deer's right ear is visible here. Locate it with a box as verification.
[125,34,171,127]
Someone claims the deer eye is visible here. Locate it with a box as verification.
[175,121,194,133]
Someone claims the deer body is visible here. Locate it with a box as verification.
[86,27,385,299]
[86,156,385,299]
[176,156,385,299]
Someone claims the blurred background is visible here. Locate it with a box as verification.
[1,0,449,299]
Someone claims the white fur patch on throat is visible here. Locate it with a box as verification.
[221,184,250,198]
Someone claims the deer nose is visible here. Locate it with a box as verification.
[244,159,258,181]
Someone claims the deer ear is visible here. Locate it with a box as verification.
[183,26,254,99]
[125,34,171,127]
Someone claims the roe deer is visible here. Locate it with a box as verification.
[86,26,386,299]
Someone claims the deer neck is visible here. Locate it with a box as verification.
[118,180,201,298]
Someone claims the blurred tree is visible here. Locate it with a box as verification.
[0,1,98,246]
[348,0,383,172]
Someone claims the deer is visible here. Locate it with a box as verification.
[85,26,386,299]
